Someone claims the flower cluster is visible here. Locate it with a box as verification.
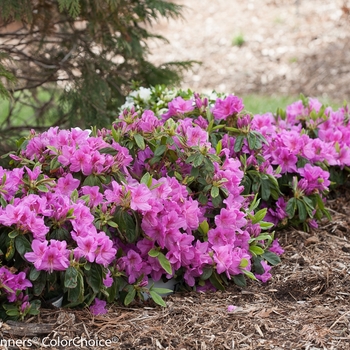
[0,85,348,319]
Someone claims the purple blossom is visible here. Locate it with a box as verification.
[185,125,210,149]
[90,298,108,315]
[56,173,80,195]
[227,305,237,312]
[212,95,244,120]
[271,148,297,173]
[255,261,272,283]
[162,97,194,121]
[82,186,103,207]
[269,239,284,256]
[0,267,33,302]
[95,233,117,267]
[297,163,330,194]
[70,147,93,175]
[129,183,152,212]
[103,271,113,288]
[25,239,70,273]
[120,249,144,284]
[138,110,161,133]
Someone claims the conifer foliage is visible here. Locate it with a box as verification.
[0,0,193,136]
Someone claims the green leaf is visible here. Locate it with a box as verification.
[203,157,215,173]
[211,193,222,208]
[0,195,7,208]
[233,274,246,287]
[33,271,46,296]
[225,126,240,133]
[149,291,167,307]
[198,193,208,205]
[151,287,173,295]
[286,198,297,218]
[29,268,41,282]
[234,135,245,152]
[191,166,200,178]
[85,264,103,294]
[5,238,15,260]
[134,134,145,150]
[250,233,272,242]
[251,208,267,224]
[210,186,219,198]
[247,133,256,150]
[189,153,205,168]
[207,153,221,163]
[148,248,160,258]
[15,235,31,259]
[260,179,271,201]
[99,147,118,156]
[211,124,225,131]
[70,189,79,202]
[243,270,257,280]
[49,227,70,240]
[111,127,120,142]
[199,267,213,281]
[249,245,265,256]
[50,157,61,171]
[83,174,98,187]
[262,251,281,265]
[216,140,222,155]
[124,288,136,306]
[149,156,161,166]
[154,144,167,157]
[241,175,252,195]
[303,196,314,210]
[248,193,260,212]
[259,221,274,230]
[174,171,183,181]
[252,257,265,274]
[209,271,225,291]
[64,266,79,289]
[239,257,250,268]
[297,199,307,222]
[67,272,84,303]
[107,220,119,228]
[37,184,49,192]
[8,230,19,239]
[115,210,138,243]
[198,220,209,235]
[297,156,309,168]
[157,253,172,275]
[2,304,17,313]
[106,277,119,303]
[6,309,19,317]
[140,172,151,186]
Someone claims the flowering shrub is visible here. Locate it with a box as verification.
[0,85,349,320]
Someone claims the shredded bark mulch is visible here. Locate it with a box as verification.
[148,0,350,103]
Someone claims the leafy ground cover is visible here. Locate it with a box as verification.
[1,189,349,349]
[0,86,349,349]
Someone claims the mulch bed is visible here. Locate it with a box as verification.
[1,186,350,349]
[148,0,350,103]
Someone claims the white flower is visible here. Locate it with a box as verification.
[72,127,92,137]
[137,87,152,102]
[120,97,135,110]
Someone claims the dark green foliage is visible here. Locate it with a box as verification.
[0,0,194,151]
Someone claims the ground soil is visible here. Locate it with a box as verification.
[1,1,350,349]
[148,0,350,103]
